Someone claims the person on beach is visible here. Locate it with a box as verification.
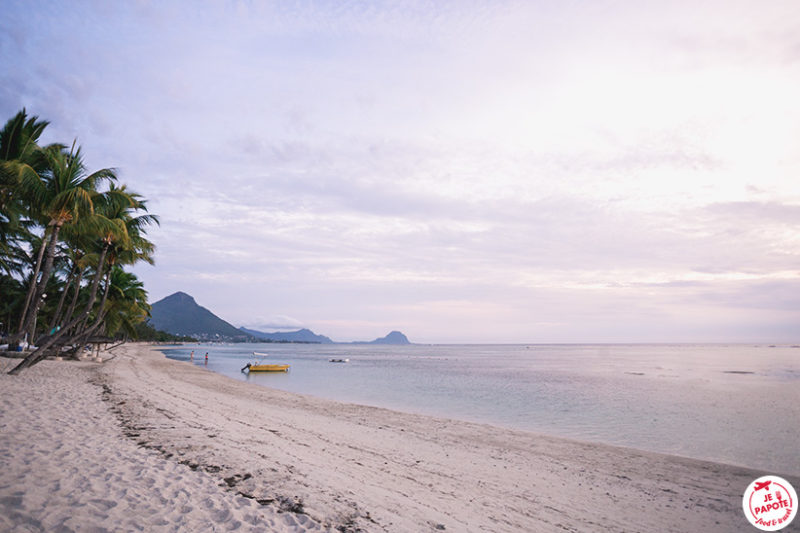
[204,352,208,365]
[190,350,194,361]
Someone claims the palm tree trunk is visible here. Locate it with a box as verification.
[60,268,84,332]
[48,261,78,332]
[70,311,108,359]
[73,267,111,344]
[17,222,61,343]
[76,244,109,333]
[93,269,112,329]
[72,273,111,359]
[10,226,50,344]
[8,243,108,375]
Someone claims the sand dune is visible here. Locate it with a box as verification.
[1,343,795,532]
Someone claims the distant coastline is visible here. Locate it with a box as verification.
[149,291,412,344]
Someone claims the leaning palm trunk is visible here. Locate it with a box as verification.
[48,261,78,333]
[74,244,110,334]
[93,269,112,330]
[60,268,85,333]
[78,245,108,321]
[8,244,108,375]
[9,307,90,373]
[77,273,102,334]
[66,312,108,360]
[17,222,62,344]
[68,269,112,357]
[10,226,50,346]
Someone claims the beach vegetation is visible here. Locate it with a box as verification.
[132,321,197,343]
[0,109,159,373]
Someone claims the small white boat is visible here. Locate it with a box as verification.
[329,358,349,363]
[253,351,269,356]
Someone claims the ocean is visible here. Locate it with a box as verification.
[161,343,800,475]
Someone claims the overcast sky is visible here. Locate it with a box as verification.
[3,1,799,343]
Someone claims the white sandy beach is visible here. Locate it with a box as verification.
[1,343,795,532]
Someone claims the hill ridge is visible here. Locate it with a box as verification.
[150,292,411,344]
[149,292,253,342]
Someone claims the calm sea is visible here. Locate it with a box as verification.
[161,343,800,475]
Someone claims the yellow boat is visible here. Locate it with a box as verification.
[241,362,290,373]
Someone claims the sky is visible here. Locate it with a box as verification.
[2,0,800,343]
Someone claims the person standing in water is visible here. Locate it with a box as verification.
[204,352,208,365]
[190,350,194,361]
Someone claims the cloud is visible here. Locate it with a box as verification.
[703,201,800,224]
[241,315,305,332]
[3,0,800,342]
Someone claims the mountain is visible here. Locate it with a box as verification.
[149,292,253,342]
[242,327,410,344]
[148,292,410,344]
[239,327,333,344]
[365,331,411,345]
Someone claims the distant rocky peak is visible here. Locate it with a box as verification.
[371,331,411,344]
[163,291,196,304]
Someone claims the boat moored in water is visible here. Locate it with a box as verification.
[241,362,290,373]
[241,353,289,373]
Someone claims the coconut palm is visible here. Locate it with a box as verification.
[103,186,159,271]
[0,275,24,338]
[0,110,53,285]
[47,193,119,334]
[46,245,82,334]
[70,185,158,340]
[0,109,50,236]
[3,109,159,375]
[9,185,156,372]
[12,143,117,344]
[92,266,150,339]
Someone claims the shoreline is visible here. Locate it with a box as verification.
[2,343,795,532]
[162,341,800,477]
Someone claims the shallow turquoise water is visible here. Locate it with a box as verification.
[161,343,800,475]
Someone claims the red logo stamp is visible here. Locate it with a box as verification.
[743,475,797,531]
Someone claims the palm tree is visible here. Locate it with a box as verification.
[9,185,157,373]
[101,185,159,268]
[47,245,82,334]
[0,109,51,237]
[12,143,117,345]
[3,109,159,375]
[70,185,158,342]
[47,193,119,335]
[0,111,65,263]
[0,275,24,338]
[91,266,150,339]
[0,110,53,306]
